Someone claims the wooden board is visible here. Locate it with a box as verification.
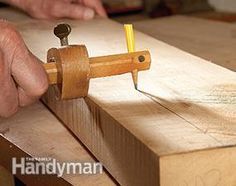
[0,166,14,186]
[133,15,236,71]
[0,134,71,186]
[2,8,236,186]
[0,103,115,186]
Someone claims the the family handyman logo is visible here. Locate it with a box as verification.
[12,157,103,177]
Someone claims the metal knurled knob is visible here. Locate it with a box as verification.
[54,23,71,46]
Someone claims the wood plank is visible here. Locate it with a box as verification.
[0,166,14,186]
[0,103,115,186]
[2,9,236,185]
[0,134,72,186]
[18,18,236,185]
[160,146,236,185]
[133,15,236,71]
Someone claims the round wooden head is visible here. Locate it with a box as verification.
[47,45,90,100]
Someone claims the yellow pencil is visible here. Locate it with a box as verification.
[124,24,138,90]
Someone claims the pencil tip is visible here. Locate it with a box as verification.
[134,84,138,90]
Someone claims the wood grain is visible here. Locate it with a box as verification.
[133,15,236,71]
[160,146,236,185]
[44,49,150,99]
[12,18,236,185]
[0,166,14,186]
[0,103,115,186]
[1,8,236,186]
[45,50,150,85]
[47,45,91,99]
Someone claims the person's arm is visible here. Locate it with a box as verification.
[0,0,107,20]
[0,20,48,117]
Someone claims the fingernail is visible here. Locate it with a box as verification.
[83,9,95,20]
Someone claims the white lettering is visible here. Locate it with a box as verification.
[57,161,66,177]
[12,158,25,175]
[25,162,35,175]
[83,163,92,174]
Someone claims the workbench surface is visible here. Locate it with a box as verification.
[134,15,236,71]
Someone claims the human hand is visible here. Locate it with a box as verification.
[0,21,48,117]
[6,0,107,20]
